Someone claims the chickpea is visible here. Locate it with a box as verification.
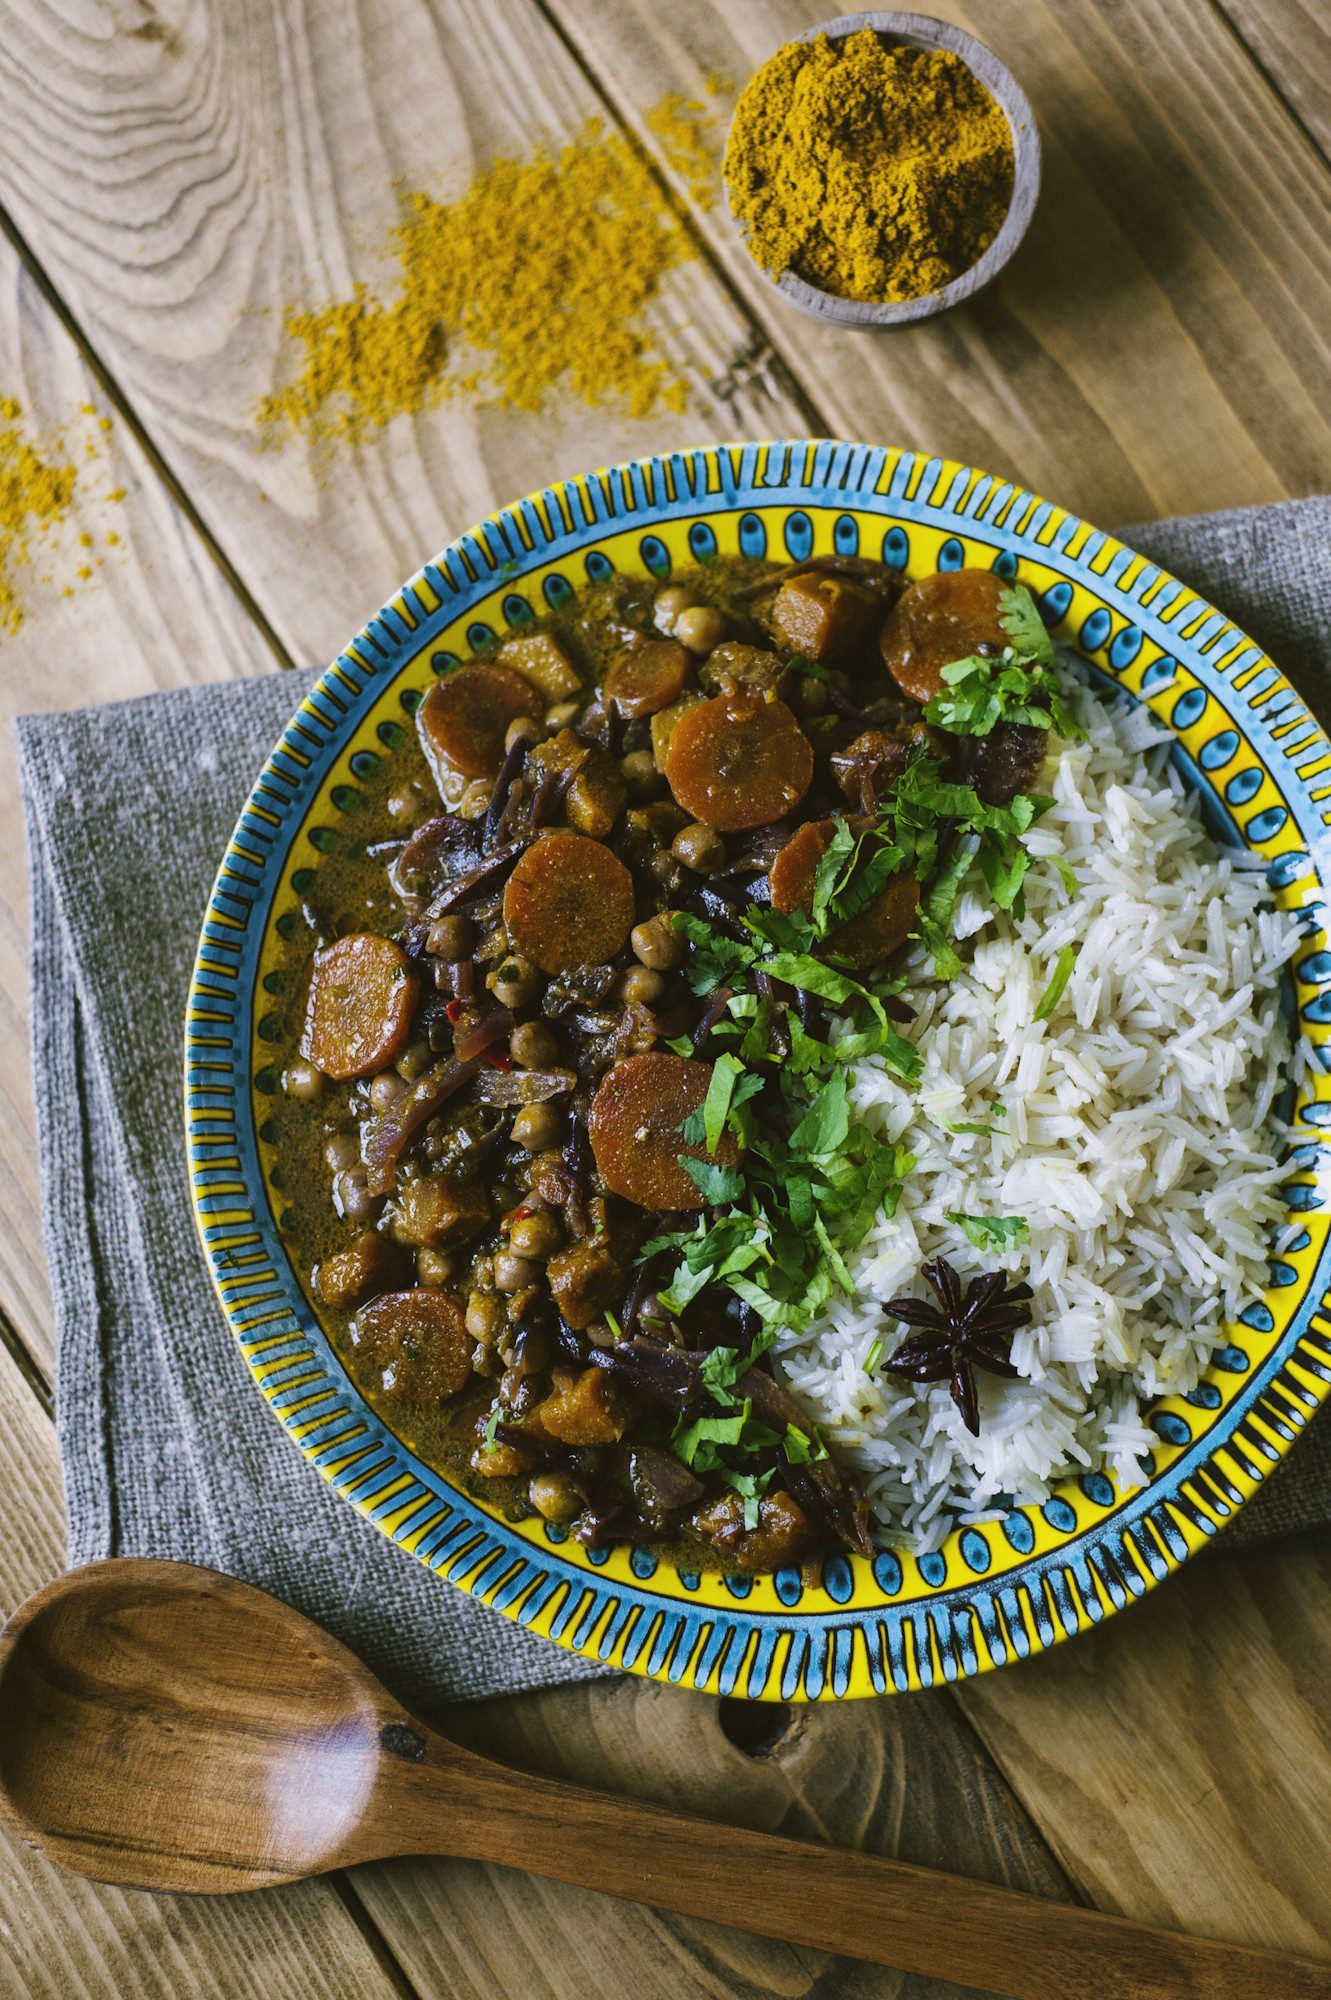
[459,777,493,818]
[324,1131,358,1172]
[488,955,541,1009]
[653,584,691,636]
[584,1318,618,1349]
[505,714,542,753]
[672,822,725,873]
[386,780,428,825]
[417,1247,457,1287]
[618,965,665,1007]
[472,1344,503,1377]
[505,1324,551,1375]
[512,1101,562,1152]
[283,1058,324,1101]
[369,1069,406,1113]
[675,604,727,654]
[510,1020,558,1069]
[466,1292,507,1345]
[794,672,830,715]
[395,1039,432,1082]
[510,1209,562,1259]
[545,699,581,731]
[631,914,685,970]
[427,913,473,962]
[333,1167,376,1224]
[619,748,660,800]
[529,1471,582,1523]
[646,848,678,888]
[495,1249,540,1292]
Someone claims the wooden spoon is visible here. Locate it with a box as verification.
[0,1560,1325,2000]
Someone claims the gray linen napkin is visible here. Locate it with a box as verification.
[16,496,1331,1713]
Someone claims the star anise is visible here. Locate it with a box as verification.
[883,1259,1033,1436]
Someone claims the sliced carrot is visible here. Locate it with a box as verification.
[604,639,692,718]
[301,933,419,1080]
[348,1290,472,1404]
[588,1052,740,1210]
[832,870,920,969]
[416,661,543,786]
[769,818,835,914]
[663,693,813,832]
[502,831,635,974]
[879,567,1010,704]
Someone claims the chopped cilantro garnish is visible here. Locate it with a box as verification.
[947,1212,1031,1253]
[1033,943,1077,1022]
[922,585,1083,743]
[864,1337,884,1375]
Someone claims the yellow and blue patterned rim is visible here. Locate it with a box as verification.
[186,441,1331,1700]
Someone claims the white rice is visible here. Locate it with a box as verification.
[772,675,1304,1551]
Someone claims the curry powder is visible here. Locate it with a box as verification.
[724,31,1015,304]
[0,399,77,633]
[260,108,727,441]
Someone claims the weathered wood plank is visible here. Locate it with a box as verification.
[0,1341,417,2000]
[0,0,806,669]
[956,1544,1331,1956]
[543,0,1331,523]
[0,233,277,1385]
[1215,0,1331,163]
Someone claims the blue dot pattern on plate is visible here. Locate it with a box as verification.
[503,591,533,625]
[833,513,859,555]
[960,1529,991,1574]
[1226,767,1263,807]
[466,621,494,651]
[1200,728,1239,770]
[1172,687,1207,729]
[584,550,613,582]
[1002,1512,1036,1555]
[688,521,718,563]
[873,1551,903,1596]
[823,1556,854,1603]
[882,526,909,569]
[937,535,965,571]
[918,1550,947,1587]
[1079,606,1112,651]
[1080,1473,1115,1508]
[1270,849,1309,888]
[1040,580,1073,624]
[1247,805,1288,842]
[1152,1412,1192,1446]
[1141,657,1177,693]
[775,1567,803,1606]
[1042,1497,1077,1534]
[783,511,813,561]
[1110,625,1143,671]
[639,535,670,578]
[992,549,1018,580]
[543,574,573,608]
[739,511,767,558]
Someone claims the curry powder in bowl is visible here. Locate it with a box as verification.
[724,16,1038,326]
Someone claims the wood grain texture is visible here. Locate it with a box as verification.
[0,231,276,1386]
[0,1353,418,2000]
[1215,0,1331,161]
[542,0,1331,522]
[956,1544,1331,1959]
[355,1673,1074,2000]
[0,0,807,668]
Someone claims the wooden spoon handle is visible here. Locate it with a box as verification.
[389,1748,1330,2000]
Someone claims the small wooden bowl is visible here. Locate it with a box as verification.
[725,10,1042,327]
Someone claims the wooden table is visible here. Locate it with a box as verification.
[1,1,1329,1992]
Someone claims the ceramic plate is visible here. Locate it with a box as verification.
[186,441,1331,1699]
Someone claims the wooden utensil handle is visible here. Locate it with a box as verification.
[383,1743,1330,2000]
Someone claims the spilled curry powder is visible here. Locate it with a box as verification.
[0,400,78,634]
[724,31,1014,304]
[260,103,729,442]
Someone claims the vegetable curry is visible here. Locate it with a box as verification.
[270,551,1067,1573]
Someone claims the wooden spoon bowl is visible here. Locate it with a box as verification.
[0,1559,1326,2000]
